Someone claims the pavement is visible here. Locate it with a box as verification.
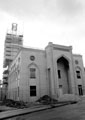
[0,101,73,119]
[12,98,85,120]
[0,105,17,111]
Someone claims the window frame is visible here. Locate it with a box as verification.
[58,70,61,79]
[30,68,36,79]
[30,86,36,96]
[76,70,81,79]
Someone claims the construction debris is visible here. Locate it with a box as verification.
[1,99,26,108]
[0,94,79,109]
[36,95,58,105]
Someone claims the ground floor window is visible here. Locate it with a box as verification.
[30,86,36,96]
[78,85,83,96]
[59,85,62,88]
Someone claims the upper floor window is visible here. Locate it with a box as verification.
[76,71,81,79]
[30,68,36,78]
[30,56,35,61]
[6,46,11,48]
[6,54,11,56]
[6,41,11,43]
[6,50,11,53]
[75,60,78,64]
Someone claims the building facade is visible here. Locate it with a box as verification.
[7,42,85,102]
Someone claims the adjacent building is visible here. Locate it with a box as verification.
[0,80,2,100]
[3,33,23,68]
[7,42,85,102]
[3,23,23,99]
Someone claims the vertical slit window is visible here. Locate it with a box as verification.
[58,70,61,79]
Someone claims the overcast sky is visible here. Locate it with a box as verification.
[0,0,85,80]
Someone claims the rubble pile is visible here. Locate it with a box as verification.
[36,95,58,104]
[0,94,79,109]
[1,99,26,108]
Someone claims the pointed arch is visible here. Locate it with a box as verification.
[57,55,70,95]
[28,62,39,71]
[28,62,40,79]
[75,66,81,71]
[57,56,69,69]
[57,55,70,63]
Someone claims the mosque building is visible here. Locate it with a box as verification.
[7,42,85,102]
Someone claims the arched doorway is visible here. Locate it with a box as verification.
[57,56,70,96]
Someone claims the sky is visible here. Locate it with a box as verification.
[0,0,85,80]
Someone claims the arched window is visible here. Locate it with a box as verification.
[76,71,81,79]
[30,68,36,79]
[76,67,81,79]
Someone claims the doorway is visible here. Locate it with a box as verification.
[57,57,69,94]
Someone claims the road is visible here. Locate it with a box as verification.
[6,98,85,120]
